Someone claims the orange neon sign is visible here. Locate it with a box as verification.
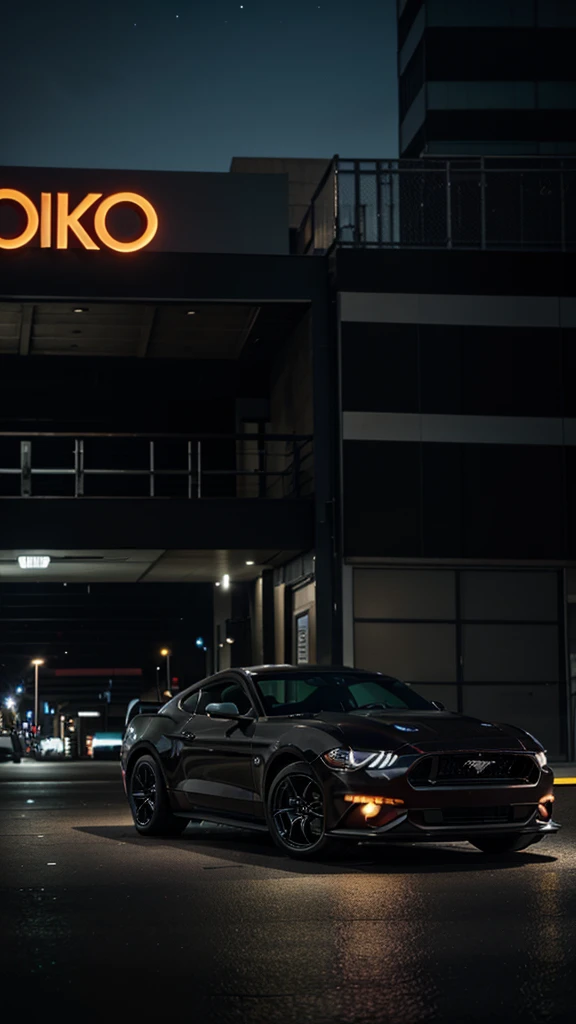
[0,188,158,252]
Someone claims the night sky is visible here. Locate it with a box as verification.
[1,2,398,172]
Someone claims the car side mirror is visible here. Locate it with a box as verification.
[431,700,445,711]
[206,702,245,720]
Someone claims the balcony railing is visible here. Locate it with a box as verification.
[299,156,576,254]
[0,433,313,500]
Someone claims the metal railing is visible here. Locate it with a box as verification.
[0,433,314,499]
[299,155,576,253]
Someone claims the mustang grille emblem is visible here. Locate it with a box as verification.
[464,759,496,774]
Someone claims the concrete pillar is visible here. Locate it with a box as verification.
[250,571,275,665]
[311,278,342,664]
[261,568,275,664]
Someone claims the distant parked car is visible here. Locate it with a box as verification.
[121,666,559,860]
[35,737,65,760]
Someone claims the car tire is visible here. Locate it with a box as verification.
[128,754,187,837]
[469,834,545,855]
[266,761,342,860]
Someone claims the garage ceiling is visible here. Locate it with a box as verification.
[0,300,308,359]
[0,549,295,583]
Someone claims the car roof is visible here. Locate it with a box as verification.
[173,665,383,702]
[242,665,378,678]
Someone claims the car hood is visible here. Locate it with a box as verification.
[309,710,535,753]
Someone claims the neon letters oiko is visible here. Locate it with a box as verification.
[0,189,159,252]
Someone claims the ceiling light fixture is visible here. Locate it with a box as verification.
[73,308,87,313]
[18,556,51,569]
[222,574,230,590]
[245,561,255,566]
[186,310,196,315]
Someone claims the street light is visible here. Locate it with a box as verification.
[195,637,211,675]
[31,659,45,735]
[160,648,171,692]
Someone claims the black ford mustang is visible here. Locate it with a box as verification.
[121,666,559,859]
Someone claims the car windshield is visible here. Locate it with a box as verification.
[254,672,433,716]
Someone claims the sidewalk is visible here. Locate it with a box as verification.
[551,763,576,784]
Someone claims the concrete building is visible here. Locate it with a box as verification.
[398,0,576,158]
[0,154,575,758]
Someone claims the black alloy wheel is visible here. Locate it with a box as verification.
[267,762,340,859]
[469,833,545,855]
[128,754,187,837]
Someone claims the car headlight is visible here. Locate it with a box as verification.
[522,730,547,768]
[322,748,398,771]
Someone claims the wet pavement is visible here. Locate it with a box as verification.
[0,759,575,1022]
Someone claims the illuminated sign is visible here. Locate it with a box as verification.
[0,189,158,252]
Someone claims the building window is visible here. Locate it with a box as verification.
[427,80,536,110]
[427,0,535,27]
[537,0,576,27]
[537,82,576,109]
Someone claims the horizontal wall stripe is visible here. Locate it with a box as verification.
[339,293,576,328]
[343,411,576,446]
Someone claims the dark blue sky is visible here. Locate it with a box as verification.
[1,1,398,171]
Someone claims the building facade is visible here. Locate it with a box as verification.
[1,155,575,759]
[335,245,575,760]
[398,0,576,158]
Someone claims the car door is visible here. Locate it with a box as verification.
[176,676,257,819]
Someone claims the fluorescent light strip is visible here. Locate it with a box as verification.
[18,556,51,569]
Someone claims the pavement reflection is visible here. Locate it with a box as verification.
[1,761,574,1022]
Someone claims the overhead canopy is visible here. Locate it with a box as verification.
[0,548,295,583]
[0,299,309,359]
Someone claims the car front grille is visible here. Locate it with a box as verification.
[409,752,539,788]
[419,805,535,827]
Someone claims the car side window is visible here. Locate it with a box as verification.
[181,691,200,714]
[196,679,254,717]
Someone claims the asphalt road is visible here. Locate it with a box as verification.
[1,760,575,1023]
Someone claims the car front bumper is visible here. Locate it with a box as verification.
[316,754,558,842]
[327,814,560,843]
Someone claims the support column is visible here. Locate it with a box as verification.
[311,275,342,664]
[261,568,275,664]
